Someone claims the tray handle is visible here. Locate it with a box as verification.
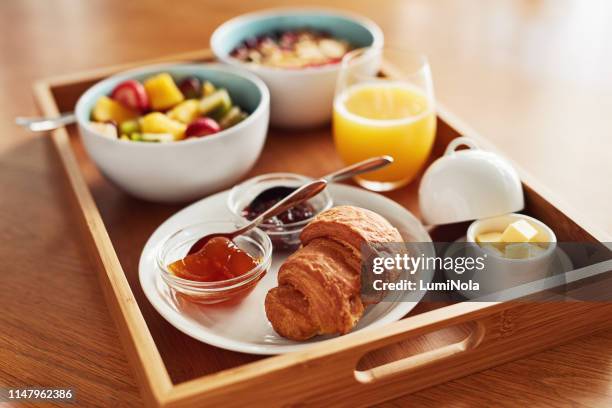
[354,320,486,383]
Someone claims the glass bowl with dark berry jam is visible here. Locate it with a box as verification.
[157,221,272,304]
[227,173,333,250]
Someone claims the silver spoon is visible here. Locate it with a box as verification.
[323,155,393,183]
[247,155,394,211]
[187,179,327,254]
[16,113,76,132]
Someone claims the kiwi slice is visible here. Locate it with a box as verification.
[130,132,142,142]
[199,89,232,119]
[120,120,140,135]
[219,107,247,129]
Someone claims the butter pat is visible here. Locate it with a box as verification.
[504,243,531,259]
[501,220,538,243]
[476,232,503,246]
[505,243,545,259]
[481,243,503,257]
[530,228,549,245]
[528,243,546,257]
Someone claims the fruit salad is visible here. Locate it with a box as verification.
[90,73,248,142]
[230,28,353,69]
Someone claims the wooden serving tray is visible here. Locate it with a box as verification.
[33,49,612,407]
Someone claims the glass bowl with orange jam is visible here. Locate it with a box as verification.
[156,221,272,304]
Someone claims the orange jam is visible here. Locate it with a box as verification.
[168,237,258,282]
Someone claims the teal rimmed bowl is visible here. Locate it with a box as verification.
[211,8,383,128]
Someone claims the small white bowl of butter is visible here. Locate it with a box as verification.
[465,213,557,296]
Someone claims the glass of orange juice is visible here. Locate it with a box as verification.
[333,47,436,191]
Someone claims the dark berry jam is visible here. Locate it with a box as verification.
[242,186,316,226]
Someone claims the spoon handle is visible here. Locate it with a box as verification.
[16,113,76,132]
[324,155,394,183]
[232,179,328,237]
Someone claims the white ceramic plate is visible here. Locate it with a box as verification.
[139,184,433,355]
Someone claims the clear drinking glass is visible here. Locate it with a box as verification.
[333,47,437,191]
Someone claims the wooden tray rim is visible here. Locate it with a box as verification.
[33,48,612,407]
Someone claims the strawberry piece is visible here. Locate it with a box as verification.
[185,118,221,138]
[111,80,150,113]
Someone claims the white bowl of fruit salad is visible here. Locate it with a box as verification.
[211,9,383,128]
[75,64,269,203]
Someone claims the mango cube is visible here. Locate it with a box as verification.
[501,220,538,243]
[144,73,184,110]
[140,112,186,140]
[92,96,139,124]
[167,99,201,124]
[202,81,216,97]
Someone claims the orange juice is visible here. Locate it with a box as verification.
[333,82,436,190]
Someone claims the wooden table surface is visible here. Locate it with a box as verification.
[1,0,611,406]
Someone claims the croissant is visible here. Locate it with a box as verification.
[265,205,402,341]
